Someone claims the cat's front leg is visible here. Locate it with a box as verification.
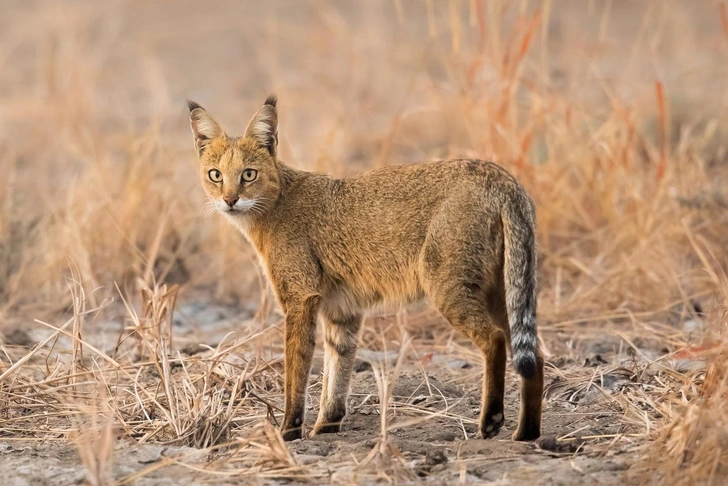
[280,295,320,441]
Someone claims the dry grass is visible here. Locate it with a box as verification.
[1,0,727,484]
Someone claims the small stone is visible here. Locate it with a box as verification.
[535,435,558,451]
[425,449,448,466]
[536,435,584,453]
[354,359,372,372]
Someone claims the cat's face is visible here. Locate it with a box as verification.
[196,136,281,217]
[188,97,280,218]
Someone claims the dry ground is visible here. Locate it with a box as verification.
[1,1,728,484]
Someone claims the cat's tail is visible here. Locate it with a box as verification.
[501,191,539,379]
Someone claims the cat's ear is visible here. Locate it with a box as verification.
[244,95,278,156]
[188,100,224,156]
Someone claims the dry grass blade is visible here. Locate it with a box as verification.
[358,332,416,481]
[0,1,727,484]
[70,389,117,486]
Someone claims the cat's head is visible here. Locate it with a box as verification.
[188,96,281,218]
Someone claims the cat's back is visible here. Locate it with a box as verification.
[338,159,516,199]
[270,158,523,245]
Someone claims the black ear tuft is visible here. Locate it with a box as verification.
[264,95,277,108]
[187,99,204,112]
[244,97,279,156]
[188,101,223,156]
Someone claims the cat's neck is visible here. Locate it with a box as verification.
[276,159,308,196]
[233,159,307,251]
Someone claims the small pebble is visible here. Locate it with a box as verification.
[425,449,448,466]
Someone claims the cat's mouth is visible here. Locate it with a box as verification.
[221,206,248,215]
[218,199,258,215]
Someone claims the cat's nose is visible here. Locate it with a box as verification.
[223,196,239,207]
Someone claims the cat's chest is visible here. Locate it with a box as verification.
[224,213,254,240]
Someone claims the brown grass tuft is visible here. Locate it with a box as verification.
[0,0,727,483]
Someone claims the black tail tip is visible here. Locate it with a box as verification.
[515,357,537,379]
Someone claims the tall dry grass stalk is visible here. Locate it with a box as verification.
[70,390,117,486]
[359,333,413,474]
[0,0,727,482]
[635,258,728,484]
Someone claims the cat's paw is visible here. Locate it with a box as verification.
[480,412,505,439]
[281,426,303,441]
[311,422,341,436]
[512,426,540,442]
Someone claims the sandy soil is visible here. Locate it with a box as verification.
[0,364,634,485]
[1,300,650,484]
[1,1,723,484]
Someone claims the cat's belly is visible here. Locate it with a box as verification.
[320,279,425,320]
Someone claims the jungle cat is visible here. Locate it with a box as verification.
[188,96,543,442]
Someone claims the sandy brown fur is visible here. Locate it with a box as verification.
[188,97,543,442]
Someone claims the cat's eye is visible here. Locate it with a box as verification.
[208,169,223,183]
[241,169,258,183]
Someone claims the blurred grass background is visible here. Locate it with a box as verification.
[0,0,725,318]
[0,1,727,481]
